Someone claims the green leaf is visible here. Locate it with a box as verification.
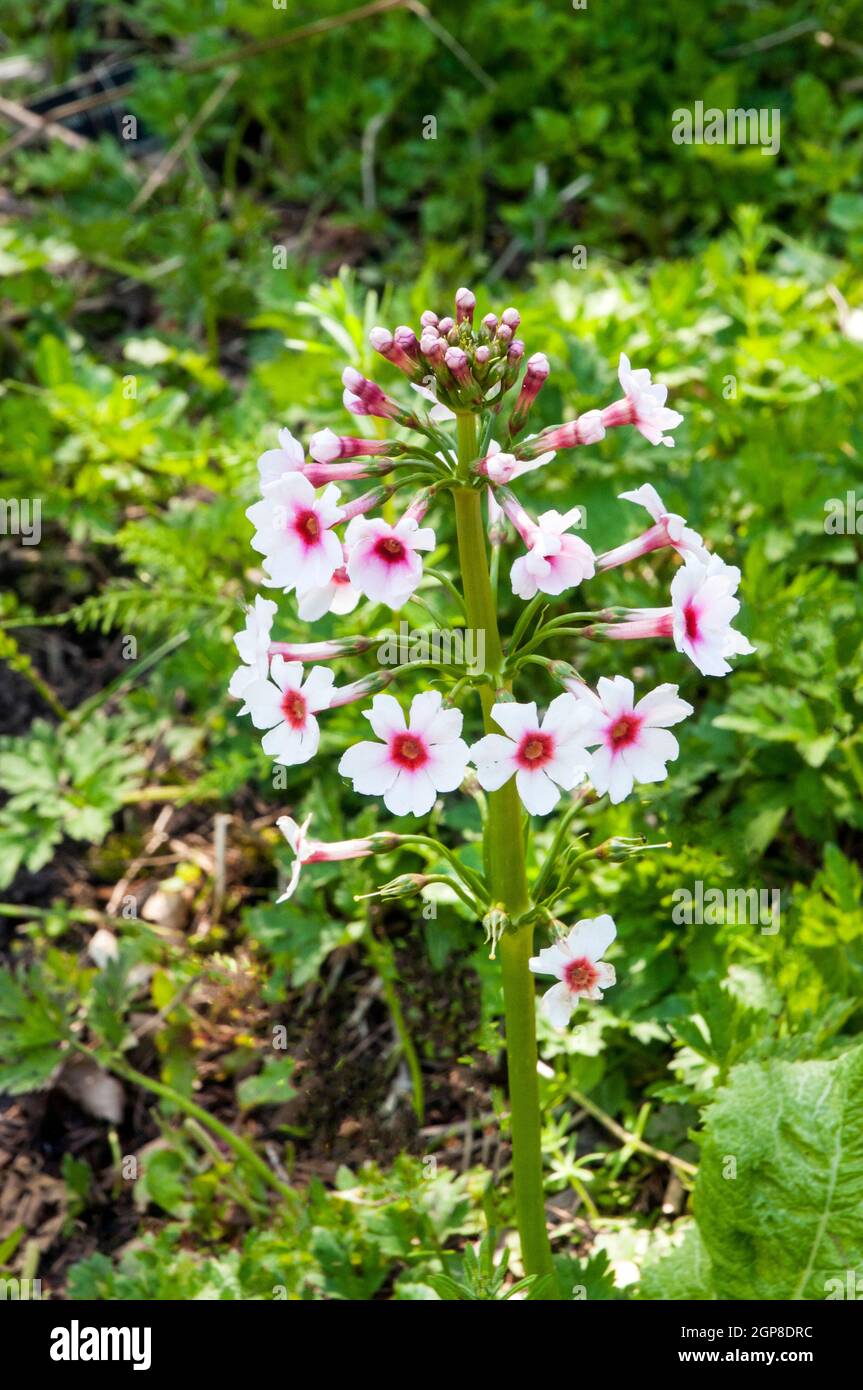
[237,1057,297,1111]
[694,1044,863,1299]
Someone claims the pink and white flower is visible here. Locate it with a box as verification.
[296,563,360,622]
[246,473,343,594]
[242,657,335,765]
[601,353,683,448]
[469,696,590,816]
[275,814,382,901]
[338,691,470,816]
[497,492,595,600]
[529,915,617,1027]
[568,675,693,804]
[345,511,435,608]
[227,595,277,709]
[670,554,755,677]
[597,483,708,570]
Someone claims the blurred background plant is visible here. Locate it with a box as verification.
[0,0,861,1300]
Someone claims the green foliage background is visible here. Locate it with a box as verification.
[0,0,861,1299]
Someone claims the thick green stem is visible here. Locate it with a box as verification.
[452,412,555,1288]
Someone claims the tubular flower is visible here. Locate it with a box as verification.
[597,483,708,570]
[246,473,343,594]
[529,916,617,1027]
[469,696,590,816]
[345,510,435,608]
[497,491,594,599]
[601,353,683,448]
[338,691,470,817]
[275,814,383,902]
[670,554,755,676]
[568,675,693,804]
[227,595,277,709]
[241,657,335,765]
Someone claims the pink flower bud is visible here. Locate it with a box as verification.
[455,286,476,324]
[309,429,393,463]
[475,345,491,365]
[482,313,498,334]
[421,333,445,363]
[508,339,525,364]
[437,316,454,335]
[420,310,439,328]
[501,306,521,330]
[445,346,471,384]
[394,325,420,358]
[369,325,415,374]
[496,322,513,345]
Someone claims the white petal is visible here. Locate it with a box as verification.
[540,981,575,1029]
[515,767,560,816]
[564,914,616,962]
[363,693,406,741]
[338,740,395,794]
[491,701,538,741]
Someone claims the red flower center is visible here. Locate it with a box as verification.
[516,731,554,768]
[295,509,321,544]
[390,732,428,769]
[563,956,598,994]
[683,601,700,641]
[374,535,406,565]
[608,712,641,748]
[280,688,307,729]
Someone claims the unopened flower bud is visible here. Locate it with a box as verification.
[420,310,439,328]
[437,316,454,335]
[501,306,521,330]
[394,324,420,359]
[482,312,498,334]
[369,325,416,375]
[507,339,525,364]
[455,286,476,324]
[496,322,513,345]
[475,345,491,365]
[445,346,471,384]
[421,333,445,363]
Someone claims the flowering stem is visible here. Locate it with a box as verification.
[452,412,556,1290]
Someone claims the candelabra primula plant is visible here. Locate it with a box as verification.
[228,288,753,1292]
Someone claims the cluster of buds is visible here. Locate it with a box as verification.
[366,290,546,425]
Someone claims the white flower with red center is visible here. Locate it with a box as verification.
[569,675,693,804]
[296,563,360,621]
[529,915,617,1028]
[257,428,305,487]
[469,696,590,816]
[509,507,595,600]
[597,483,708,571]
[671,554,755,677]
[246,473,343,594]
[275,814,380,901]
[601,353,683,448]
[241,656,335,765]
[344,512,435,608]
[227,595,277,710]
[338,691,470,817]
